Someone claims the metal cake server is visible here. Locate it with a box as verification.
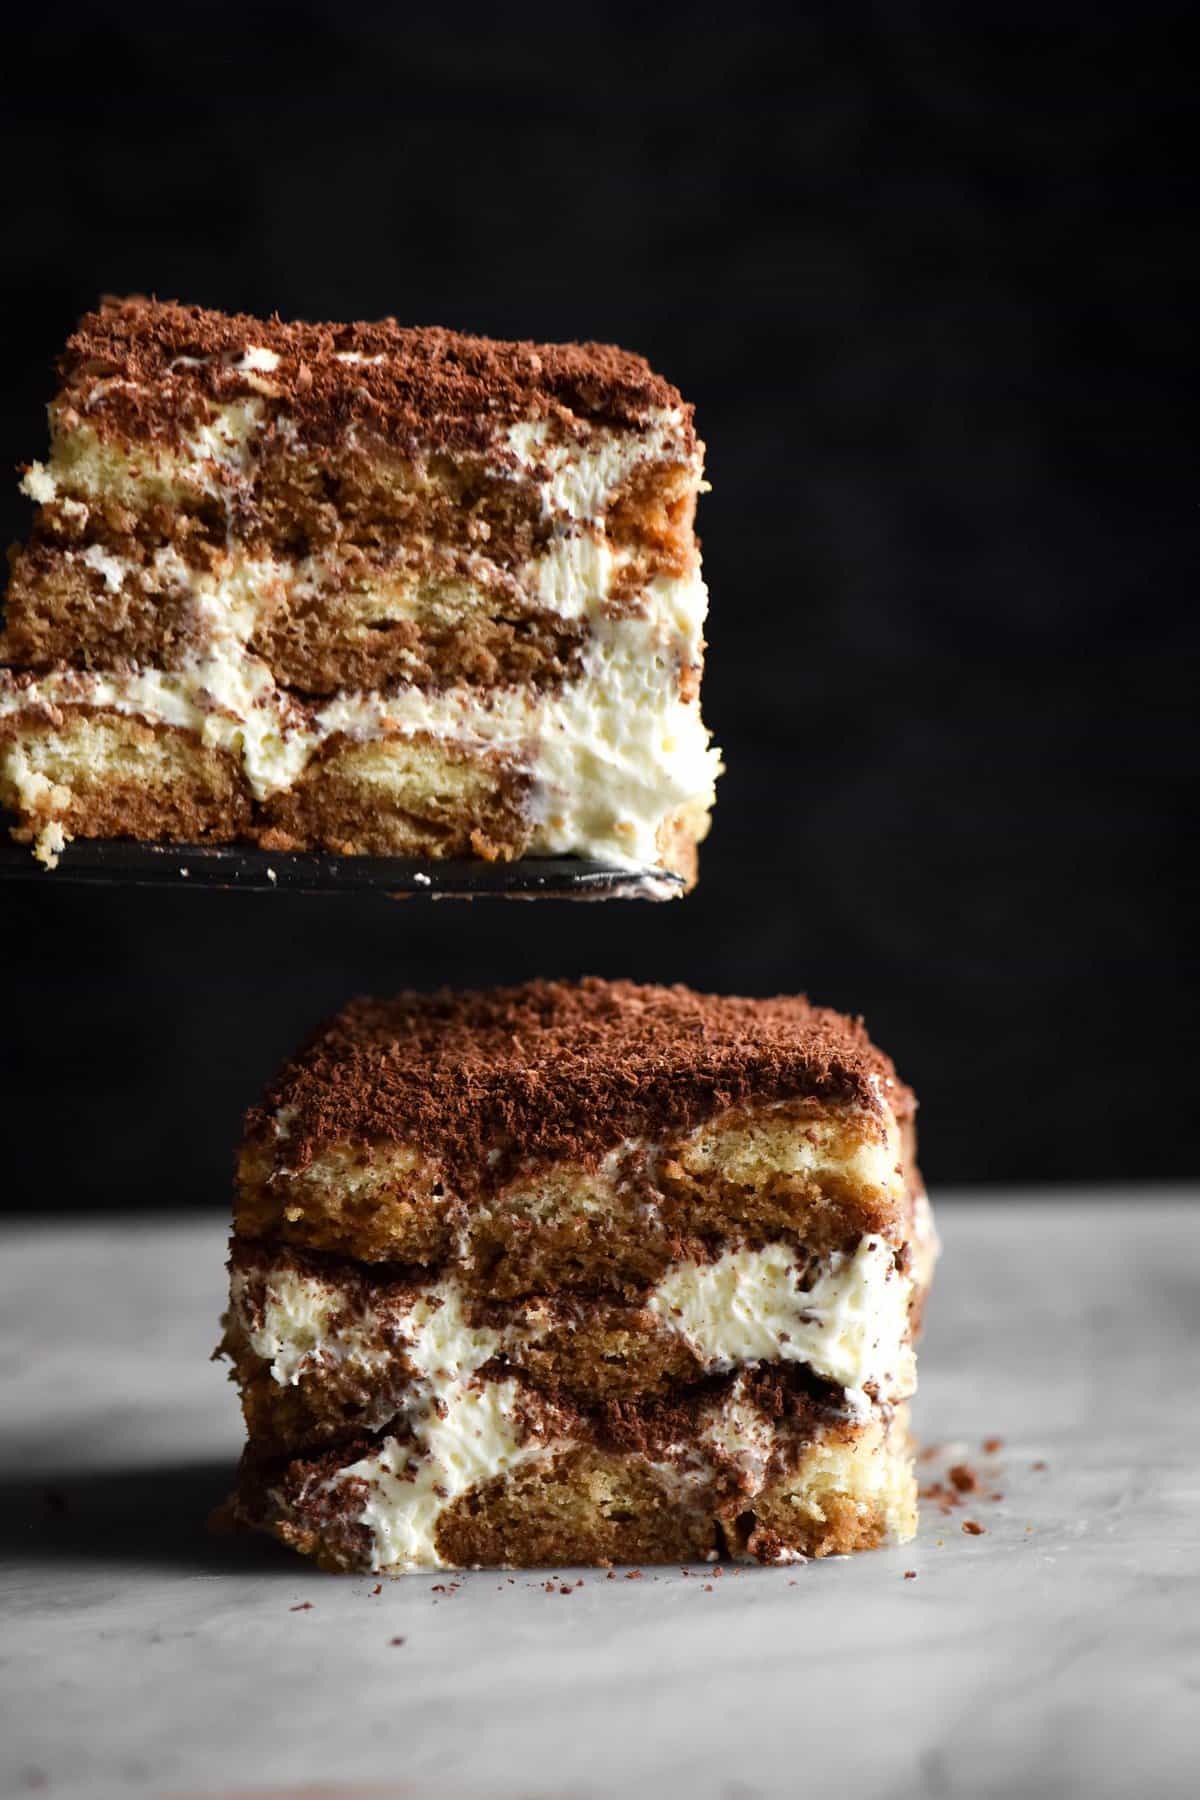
[0,840,684,899]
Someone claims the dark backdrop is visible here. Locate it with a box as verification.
[2,3,1195,1209]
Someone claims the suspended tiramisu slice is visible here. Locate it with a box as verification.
[0,298,719,881]
[220,979,936,1571]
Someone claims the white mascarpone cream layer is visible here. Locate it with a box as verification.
[0,585,719,870]
[237,1235,914,1570]
[23,483,675,632]
[9,392,717,868]
[265,1279,561,1572]
[24,402,695,529]
[238,1235,913,1413]
[649,1238,915,1414]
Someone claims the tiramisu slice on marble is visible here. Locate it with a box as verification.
[221,979,935,1572]
[0,298,719,882]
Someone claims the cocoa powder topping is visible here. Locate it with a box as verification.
[246,978,914,1183]
[57,297,692,459]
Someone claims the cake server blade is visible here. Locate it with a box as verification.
[0,840,684,899]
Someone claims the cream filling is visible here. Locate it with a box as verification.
[1,589,716,871]
[700,1385,780,1492]
[0,592,718,869]
[242,1235,913,1414]
[228,1265,389,1387]
[11,389,715,866]
[649,1236,914,1415]
[5,460,717,868]
[267,1281,565,1572]
[243,1230,914,1571]
[24,403,693,525]
[502,413,694,521]
[24,510,663,630]
[342,1383,556,1571]
[322,1385,916,1572]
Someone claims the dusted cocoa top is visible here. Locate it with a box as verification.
[248,978,914,1180]
[56,297,693,457]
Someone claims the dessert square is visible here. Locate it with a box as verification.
[221,979,935,1571]
[0,299,719,882]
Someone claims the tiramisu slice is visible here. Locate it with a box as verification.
[0,298,719,882]
[221,979,936,1571]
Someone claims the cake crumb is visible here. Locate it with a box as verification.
[920,1479,963,1515]
[289,1602,313,1612]
[962,1520,986,1536]
[948,1463,979,1493]
[982,1436,1004,1454]
[390,1636,406,1647]
[904,1570,917,1580]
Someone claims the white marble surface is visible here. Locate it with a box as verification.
[1,1196,1197,1800]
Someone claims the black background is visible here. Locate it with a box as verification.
[2,3,1195,1211]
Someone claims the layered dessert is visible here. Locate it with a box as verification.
[221,979,936,1571]
[0,298,719,881]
